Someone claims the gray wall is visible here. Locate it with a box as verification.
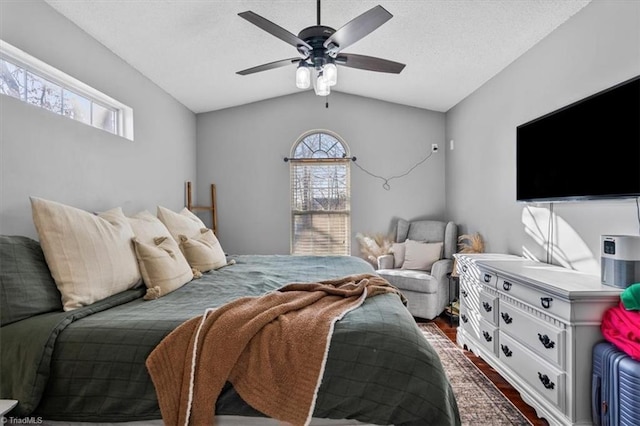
[197,91,446,255]
[7,0,636,274]
[0,0,196,238]
[445,0,640,275]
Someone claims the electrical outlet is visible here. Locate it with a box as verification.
[431,144,439,153]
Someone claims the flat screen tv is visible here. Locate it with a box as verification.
[516,75,640,202]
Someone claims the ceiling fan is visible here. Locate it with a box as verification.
[236,0,406,96]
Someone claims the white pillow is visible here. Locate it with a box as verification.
[30,197,141,311]
[390,242,406,268]
[401,240,443,271]
[157,206,206,242]
[132,236,193,299]
[179,228,227,272]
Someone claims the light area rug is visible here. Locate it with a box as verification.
[418,322,533,426]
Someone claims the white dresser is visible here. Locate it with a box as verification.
[455,253,622,425]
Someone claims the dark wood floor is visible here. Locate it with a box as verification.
[432,315,550,426]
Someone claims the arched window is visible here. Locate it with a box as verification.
[290,131,351,255]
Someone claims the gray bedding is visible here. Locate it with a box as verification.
[1,255,460,425]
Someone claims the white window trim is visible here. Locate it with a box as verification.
[0,39,134,141]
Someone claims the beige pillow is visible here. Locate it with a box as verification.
[401,240,444,271]
[157,206,206,242]
[390,242,406,268]
[128,210,174,244]
[30,197,141,311]
[179,228,227,272]
[128,210,194,291]
[132,236,193,299]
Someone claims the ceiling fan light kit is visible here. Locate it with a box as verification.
[237,0,405,96]
[324,62,338,86]
[314,71,331,96]
[296,62,311,89]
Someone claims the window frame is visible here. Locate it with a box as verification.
[0,39,133,140]
[289,129,351,256]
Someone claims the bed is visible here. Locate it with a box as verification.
[0,203,460,426]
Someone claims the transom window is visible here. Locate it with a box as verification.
[290,131,351,255]
[0,39,133,140]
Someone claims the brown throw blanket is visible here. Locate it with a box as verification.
[145,273,403,426]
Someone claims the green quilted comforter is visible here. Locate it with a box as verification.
[1,255,460,425]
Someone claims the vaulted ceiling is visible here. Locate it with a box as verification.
[44,0,591,113]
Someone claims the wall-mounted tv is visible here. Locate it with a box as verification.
[516,75,640,202]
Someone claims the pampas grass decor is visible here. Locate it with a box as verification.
[452,232,485,277]
[457,233,485,254]
[355,233,393,266]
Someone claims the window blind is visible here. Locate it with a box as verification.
[290,160,350,255]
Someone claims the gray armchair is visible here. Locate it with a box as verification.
[376,218,457,320]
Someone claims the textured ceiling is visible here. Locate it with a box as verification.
[44,0,591,114]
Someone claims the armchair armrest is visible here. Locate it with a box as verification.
[431,258,453,285]
[377,254,394,270]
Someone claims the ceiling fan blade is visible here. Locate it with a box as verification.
[238,11,312,53]
[323,5,392,53]
[336,53,405,74]
[237,58,302,75]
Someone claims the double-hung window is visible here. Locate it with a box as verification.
[290,131,351,255]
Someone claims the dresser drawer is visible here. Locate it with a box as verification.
[478,318,498,355]
[458,257,495,287]
[458,302,481,341]
[499,300,565,368]
[459,279,481,314]
[478,268,498,288]
[478,290,498,325]
[457,256,476,276]
[499,332,565,410]
[497,276,571,321]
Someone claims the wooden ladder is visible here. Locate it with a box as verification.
[185,181,217,235]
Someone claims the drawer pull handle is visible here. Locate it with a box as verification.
[483,274,491,283]
[482,301,492,312]
[461,290,468,298]
[501,312,513,324]
[503,281,512,291]
[501,344,512,357]
[462,265,468,273]
[538,372,555,390]
[461,314,468,323]
[540,297,553,309]
[538,333,556,349]
[482,331,492,342]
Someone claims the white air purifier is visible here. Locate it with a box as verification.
[601,235,640,288]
